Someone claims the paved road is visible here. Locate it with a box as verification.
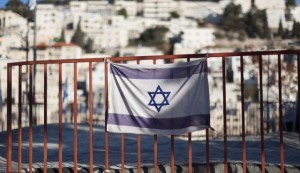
[0,123,300,172]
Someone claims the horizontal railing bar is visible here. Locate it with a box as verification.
[7,50,300,66]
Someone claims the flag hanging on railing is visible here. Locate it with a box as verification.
[107,59,210,135]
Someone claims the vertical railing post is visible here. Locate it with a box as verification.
[222,57,228,173]
[137,59,141,173]
[153,59,158,173]
[171,135,175,173]
[29,65,33,173]
[205,56,210,173]
[58,63,63,173]
[259,55,265,173]
[137,134,141,173]
[121,133,125,173]
[104,61,110,172]
[154,135,158,173]
[187,57,192,173]
[120,60,125,173]
[188,133,192,173]
[18,65,23,173]
[89,62,94,172]
[6,65,12,172]
[240,56,247,173]
[205,129,209,173]
[277,54,285,173]
[171,58,175,173]
[74,63,78,173]
[44,64,48,173]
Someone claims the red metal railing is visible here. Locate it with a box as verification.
[5,50,300,173]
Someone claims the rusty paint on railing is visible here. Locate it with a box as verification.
[259,55,265,173]
[18,65,22,173]
[104,61,109,172]
[58,63,63,173]
[240,56,247,173]
[73,63,78,173]
[222,57,228,173]
[278,54,285,173]
[44,64,48,173]
[29,65,33,173]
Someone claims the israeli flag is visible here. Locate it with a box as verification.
[107,59,210,135]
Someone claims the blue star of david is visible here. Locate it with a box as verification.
[148,85,171,112]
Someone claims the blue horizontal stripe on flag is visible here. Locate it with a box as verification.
[107,113,210,130]
[110,61,207,79]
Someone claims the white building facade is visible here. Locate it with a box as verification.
[175,28,215,53]
[115,0,138,18]
[89,27,128,48]
[143,0,177,19]
[36,4,64,44]
[291,6,300,23]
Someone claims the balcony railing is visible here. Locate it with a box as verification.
[5,49,300,173]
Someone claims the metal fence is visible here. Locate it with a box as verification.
[5,50,300,173]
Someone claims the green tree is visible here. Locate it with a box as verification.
[71,21,85,48]
[286,0,296,7]
[84,38,94,53]
[220,3,244,32]
[292,20,300,38]
[59,29,65,42]
[170,11,180,19]
[138,26,169,51]
[244,9,270,39]
[5,0,33,20]
[117,8,127,18]
[277,20,284,38]
[261,10,270,38]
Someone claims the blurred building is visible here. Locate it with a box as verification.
[36,4,64,44]
[174,27,215,54]
[143,0,177,19]
[115,0,138,18]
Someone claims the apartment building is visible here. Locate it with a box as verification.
[291,6,300,22]
[78,12,105,33]
[115,0,138,18]
[266,9,286,29]
[254,0,285,10]
[178,1,222,20]
[36,4,64,44]
[175,28,215,53]
[70,1,114,15]
[143,0,177,19]
[0,10,27,35]
[89,27,128,48]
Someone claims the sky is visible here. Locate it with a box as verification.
[0,0,28,8]
[1,0,300,8]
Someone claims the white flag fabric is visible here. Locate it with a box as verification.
[28,0,37,10]
[107,59,210,135]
